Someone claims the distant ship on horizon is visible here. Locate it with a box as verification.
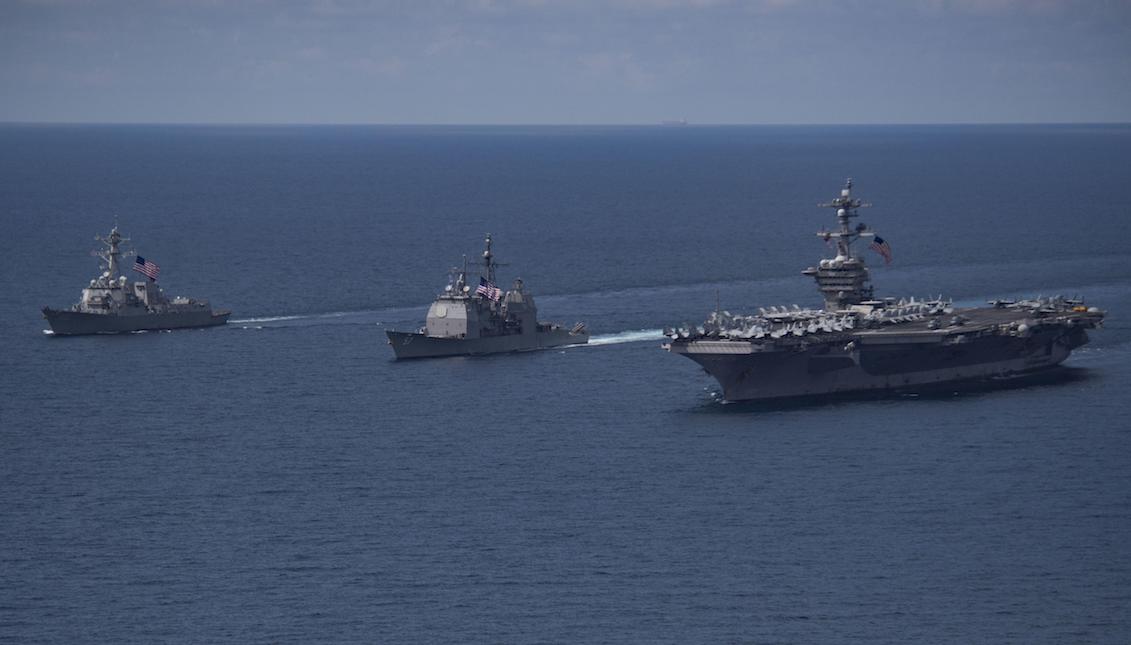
[660,119,688,126]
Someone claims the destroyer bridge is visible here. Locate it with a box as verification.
[664,180,1105,401]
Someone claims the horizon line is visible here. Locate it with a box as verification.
[2,120,1129,128]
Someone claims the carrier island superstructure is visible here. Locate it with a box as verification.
[387,235,588,359]
[42,226,230,335]
[664,180,1105,402]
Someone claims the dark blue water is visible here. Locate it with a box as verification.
[2,124,1129,643]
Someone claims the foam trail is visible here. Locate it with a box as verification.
[586,329,664,346]
[230,314,307,324]
[229,310,393,328]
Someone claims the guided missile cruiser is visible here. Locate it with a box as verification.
[387,235,588,359]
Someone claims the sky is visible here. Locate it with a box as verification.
[2,0,1129,124]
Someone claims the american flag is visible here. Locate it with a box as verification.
[133,256,160,281]
[869,236,893,264]
[475,277,501,301]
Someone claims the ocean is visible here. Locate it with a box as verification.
[1,124,1129,643]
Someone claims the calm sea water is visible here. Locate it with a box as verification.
[1,124,1129,643]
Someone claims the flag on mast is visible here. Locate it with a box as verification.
[133,256,161,281]
[475,277,501,301]
[869,236,893,264]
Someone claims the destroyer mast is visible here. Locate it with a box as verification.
[94,226,133,284]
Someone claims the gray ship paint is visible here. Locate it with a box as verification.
[42,226,230,335]
[387,235,588,359]
[665,180,1105,402]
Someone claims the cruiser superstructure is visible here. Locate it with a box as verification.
[387,235,588,359]
[42,226,230,335]
[664,180,1105,401]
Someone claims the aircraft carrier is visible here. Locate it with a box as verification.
[42,226,230,335]
[387,235,588,359]
[664,180,1105,402]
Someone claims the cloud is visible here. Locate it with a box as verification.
[610,0,734,7]
[578,51,656,89]
[12,0,96,6]
[424,27,492,57]
[916,0,1073,14]
[463,0,550,12]
[295,46,326,61]
[78,66,116,87]
[348,55,405,77]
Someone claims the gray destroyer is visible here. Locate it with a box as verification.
[43,226,230,335]
[387,235,588,359]
[665,180,1105,402]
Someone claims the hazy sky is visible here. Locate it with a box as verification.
[2,0,1129,124]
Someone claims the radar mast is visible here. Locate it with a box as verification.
[483,234,498,285]
[803,179,878,310]
[817,178,872,259]
[93,225,133,283]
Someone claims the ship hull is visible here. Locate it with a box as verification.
[671,325,1090,402]
[43,307,231,336]
[387,328,588,359]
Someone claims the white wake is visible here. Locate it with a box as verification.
[586,329,664,346]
